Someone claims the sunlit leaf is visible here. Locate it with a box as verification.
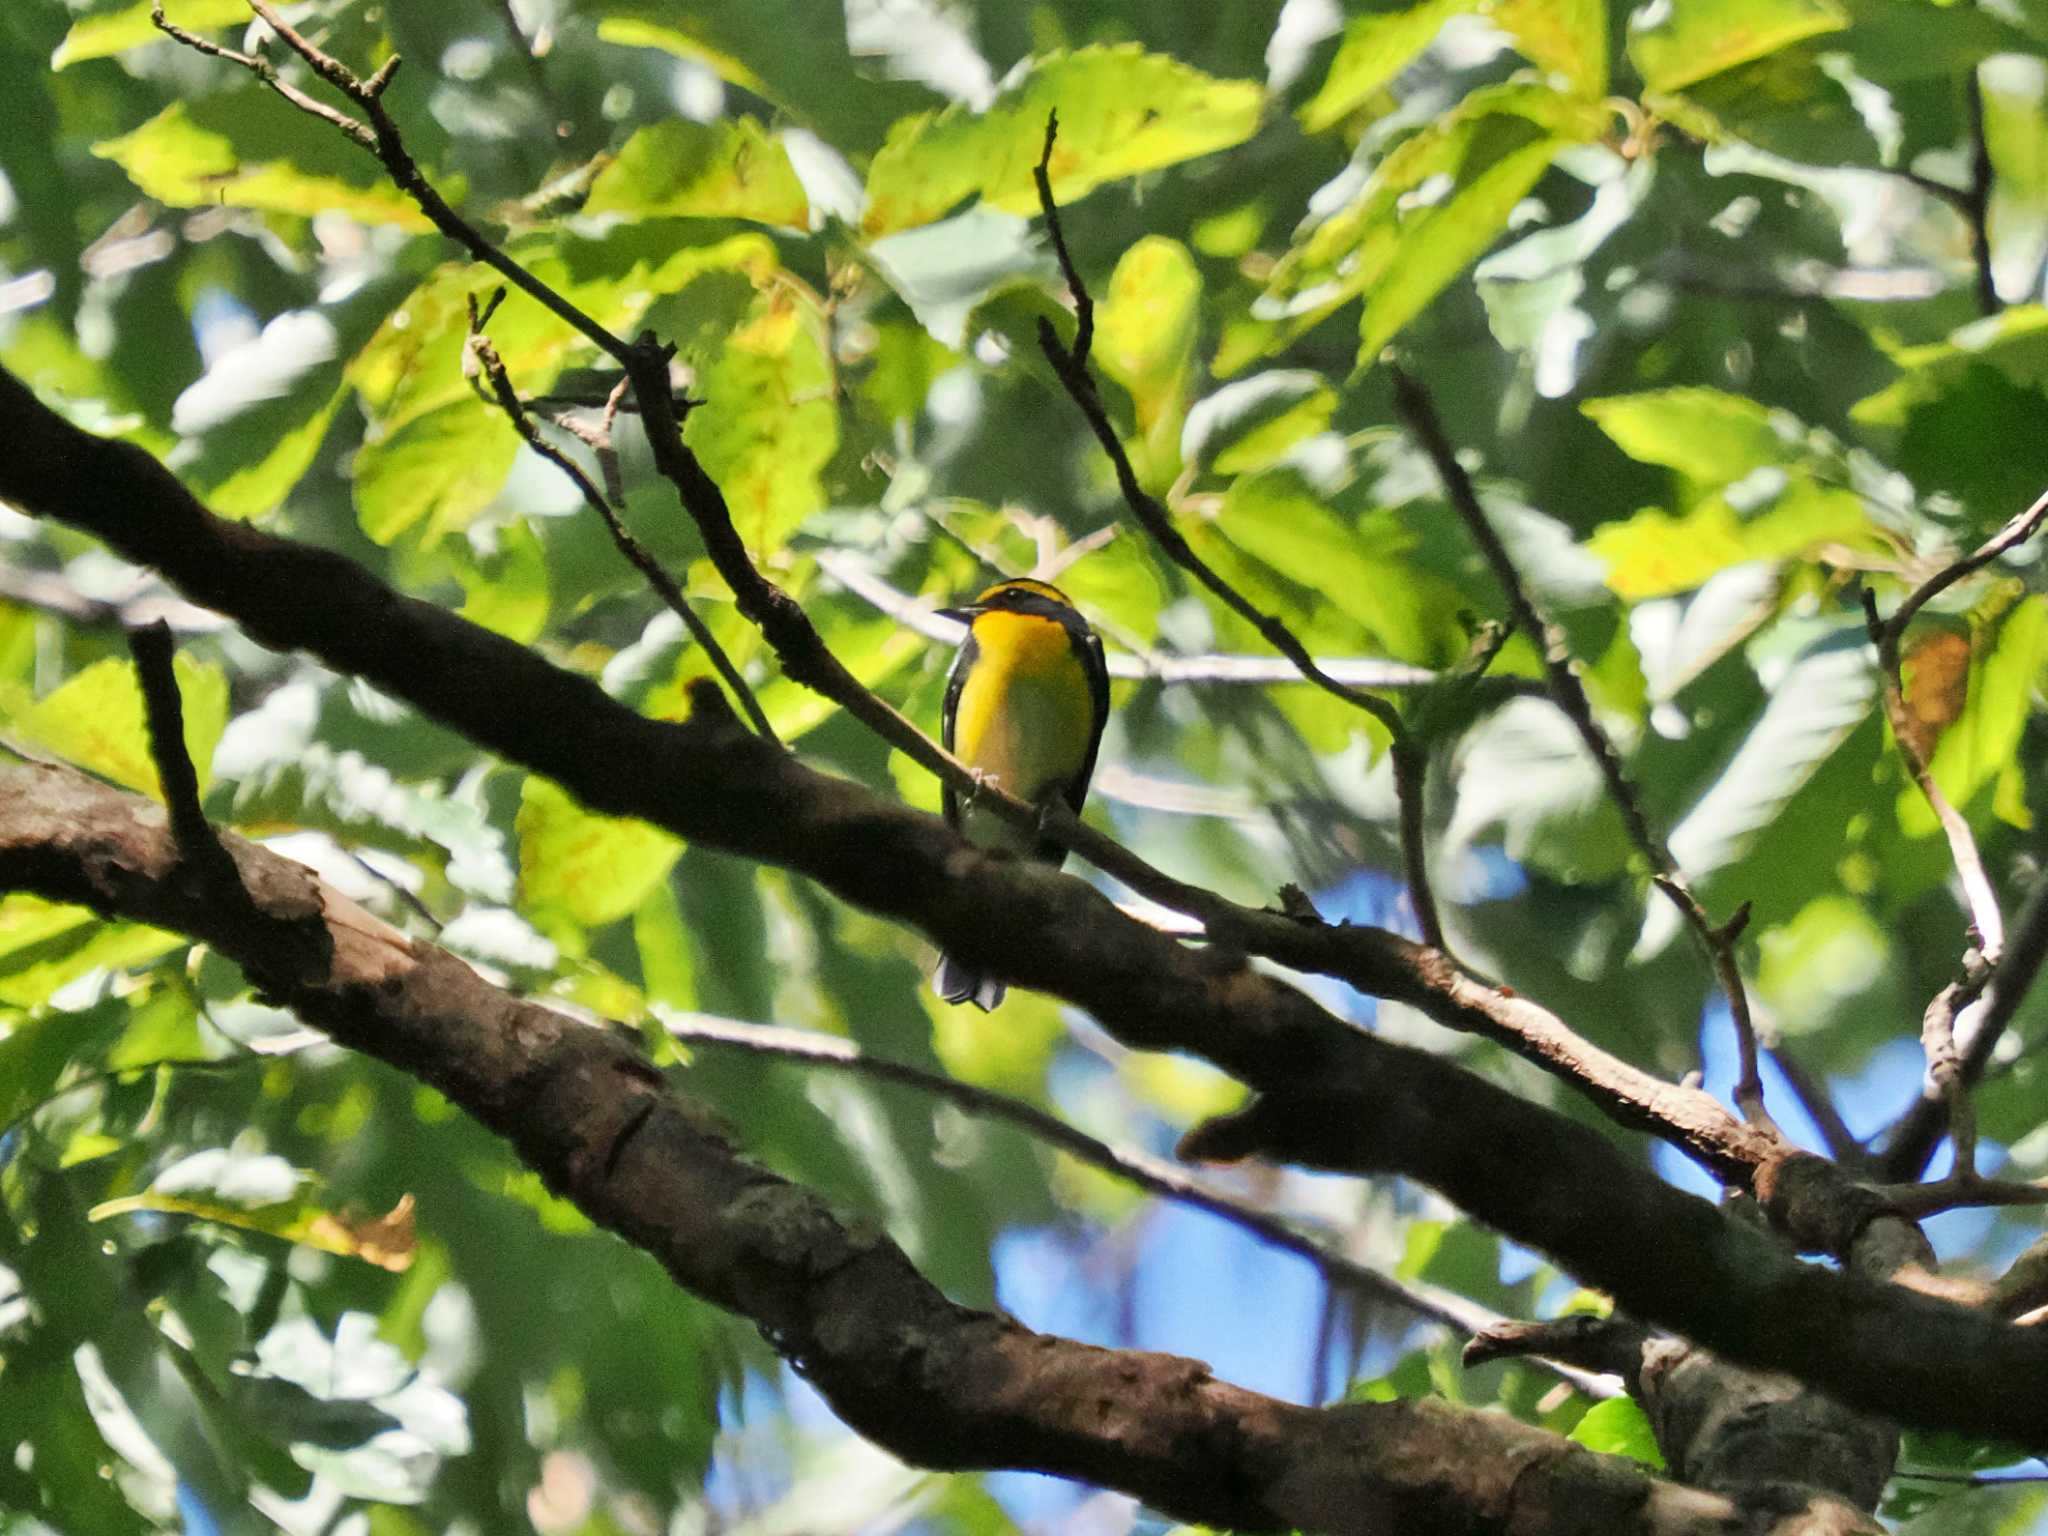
[1182,371,1341,475]
[1298,0,1482,133]
[1570,1396,1666,1467]
[12,654,228,797]
[584,118,810,228]
[1491,0,1611,96]
[861,45,1263,236]
[1589,478,1869,599]
[1582,387,1793,484]
[91,1192,419,1272]
[52,0,251,68]
[1626,0,1848,93]
[94,94,446,229]
[682,291,838,556]
[353,401,522,546]
[517,776,684,931]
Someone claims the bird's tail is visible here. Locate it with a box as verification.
[935,953,1005,1011]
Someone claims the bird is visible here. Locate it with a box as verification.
[933,576,1110,1011]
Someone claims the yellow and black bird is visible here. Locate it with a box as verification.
[934,577,1110,1010]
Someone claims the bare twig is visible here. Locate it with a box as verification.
[1856,487,2048,1175]
[462,295,777,742]
[1881,872,2048,1181]
[1029,118,1444,955]
[156,1,630,367]
[1032,112,1095,369]
[1462,1313,1648,1391]
[142,17,1798,1186]
[1861,584,2004,966]
[1991,1236,2048,1321]
[1873,1172,2048,1219]
[1389,366,1774,1132]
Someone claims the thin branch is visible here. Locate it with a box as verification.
[660,1010,1571,1357]
[1889,851,2048,1183]
[1993,1236,2048,1321]
[156,1,631,367]
[1389,366,1774,1133]
[10,761,1762,1533]
[1872,1172,2048,1219]
[1029,118,1444,957]
[462,297,777,743]
[127,621,245,899]
[1860,585,2004,966]
[1966,68,1999,318]
[1462,1313,1648,1392]
[1032,111,1094,369]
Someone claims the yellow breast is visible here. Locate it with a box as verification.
[950,610,1096,852]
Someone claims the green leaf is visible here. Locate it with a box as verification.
[1358,127,1566,361]
[1182,371,1341,475]
[1650,626,1874,935]
[348,227,777,437]
[1254,85,1601,366]
[861,45,1263,236]
[517,777,683,931]
[454,517,552,643]
[1589,478,1869,599]
[1626,0,1848,93]
[1570,1397,1666,1467]
[1582,387,1792,483]
[584,118,810,228]
[583,0,938,154]
[0,901,182,1009]
[94,93,447,229]
[1299,0,1483,133]
[682,292,839,556]
[1905,595,2048,836]
[353,401,522,546]
[1096,235,1201,474]
[1216,468,1463,662]
[52,0,250,68]
[1491,0,1611,96]
[91,1192,419,1272]
[12,654,228,797]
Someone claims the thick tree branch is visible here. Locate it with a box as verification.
[660,1011,1555,1357]
[13,372,2048,1448]
[0,760,1778,1536]
[0,358,1783,1192]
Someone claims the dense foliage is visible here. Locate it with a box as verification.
[4,0,2048,1531]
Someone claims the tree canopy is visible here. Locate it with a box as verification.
[3,0,2048,1533]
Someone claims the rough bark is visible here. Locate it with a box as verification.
[0,759,1825,1536]
[2,366,2047,1449]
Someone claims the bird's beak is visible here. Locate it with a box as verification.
[936,605,974,623]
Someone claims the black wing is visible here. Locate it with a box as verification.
[940,628,977,831]
[1037,615,1110,864]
